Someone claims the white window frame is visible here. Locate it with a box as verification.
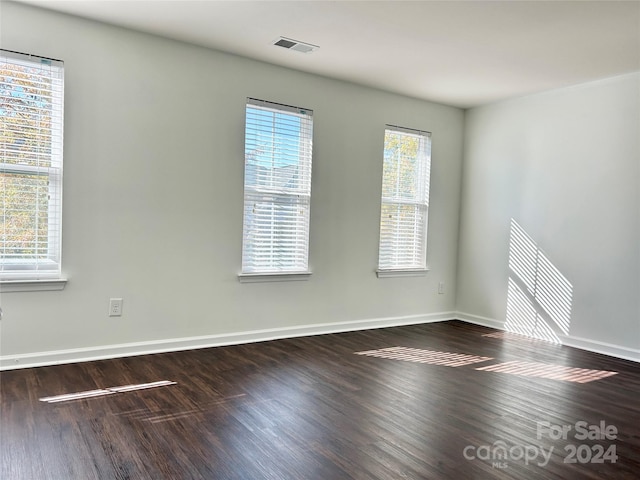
[377,125,431,277]
[1,50,65,289]
[239,98,313,282]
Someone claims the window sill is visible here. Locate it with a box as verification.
[376,269,429,278]
[0,278,68,292]
[238,272,312,283]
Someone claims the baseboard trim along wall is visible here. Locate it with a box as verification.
[456,312,640,363]
[3,311,637,370]
[0,312,456,370]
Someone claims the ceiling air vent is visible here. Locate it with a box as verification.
[272,37,319,54]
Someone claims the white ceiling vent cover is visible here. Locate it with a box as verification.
[272,37,319,54]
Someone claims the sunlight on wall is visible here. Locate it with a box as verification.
[506,220,573,343]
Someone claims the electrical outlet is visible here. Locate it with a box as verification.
[438,281,445,294]
[109,298,123,317]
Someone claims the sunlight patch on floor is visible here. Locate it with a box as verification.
[482,331,554,342]
[355,346,493,367]
[39,380,177,403]
[475,361,617,383]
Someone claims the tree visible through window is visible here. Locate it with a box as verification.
[0,50,64,280]
[241,98,313,275]
[378,126,431,272]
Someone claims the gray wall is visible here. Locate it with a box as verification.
[3,2,638,367]
[0,2,464,365]
[457,73,640,359]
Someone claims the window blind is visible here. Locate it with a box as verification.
[0,50,64,280]
[378,126,431,271]
[241,98,313,274]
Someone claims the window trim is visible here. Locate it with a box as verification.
[238,271,312,283]
[376,268,429,279]
[376,125,432,274]
[239,98,314,279]
[0,278,67,292]
[0,49,64,282]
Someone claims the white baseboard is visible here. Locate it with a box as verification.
[0,311,456,370]
[560,335,640,364]
[3,311,637,370]
[455,312,505,331]
[456,311,640,363]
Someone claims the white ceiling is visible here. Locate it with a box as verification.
[16,0,640,108]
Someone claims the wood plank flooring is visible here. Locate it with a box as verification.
[1,320,639,479]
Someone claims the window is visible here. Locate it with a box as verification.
[1,50,64,282]
[240,98,313,278]
[377,125,431,274]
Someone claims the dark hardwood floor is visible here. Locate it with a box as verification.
[1,320,639,479]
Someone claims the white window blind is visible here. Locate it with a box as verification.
[378,126,431,271]
[0,50,64,280]
[241,98,313,275]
